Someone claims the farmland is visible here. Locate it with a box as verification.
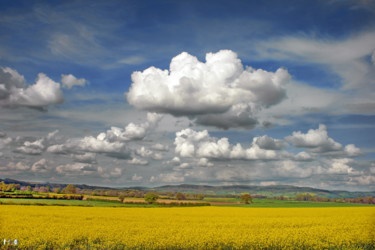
[204,197,374,207]
[0,181,374,249]
[0,205,374,249]
[1,197,372,208]
[0,198,140,207]
[0,198,209,207]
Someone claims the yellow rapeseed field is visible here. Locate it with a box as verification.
[0,206,374,249]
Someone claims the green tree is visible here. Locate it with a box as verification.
[144,193,159,204]
[295,193,313,201]
[118,193,126,203]
[53,187,61,194]
[197,194,205,200]
[240,193,252,204]
[0,182,20,192]
[62,184,77,194]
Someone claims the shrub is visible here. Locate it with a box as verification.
[144,193,159,204]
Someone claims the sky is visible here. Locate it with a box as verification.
[0,0,374,191]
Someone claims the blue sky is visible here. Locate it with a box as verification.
[0,0,374,191]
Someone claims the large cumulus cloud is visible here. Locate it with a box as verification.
[0,67,87,109]
[126,50,291,129]
[0,67,63,109]
[285,124,362,156]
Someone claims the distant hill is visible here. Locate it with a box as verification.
[0,178,114,191]
[152,184,375,198]
[1,178,374,198]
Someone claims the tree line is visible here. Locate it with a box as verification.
[1,182,374,204]
[292,193,375,204]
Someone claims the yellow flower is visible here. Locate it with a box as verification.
[0,206,373,249]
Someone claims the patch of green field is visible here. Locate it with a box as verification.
[203,197,240,203]
[0,198,208,208]
[0,198,152,207]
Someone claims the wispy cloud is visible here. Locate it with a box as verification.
[256,31,375,92]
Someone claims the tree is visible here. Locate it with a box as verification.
[0,182,20,192]
[240,193,252,204]
[175,192,186,200]
[118,193,126,203]
[53,187,61,194]
[295,193,313,201]
[365,196,374,204]
[277,195,286,201]
[38,186,50,193]
[197,194,205,200]
[144,193,159,204]
[62,184,77,194]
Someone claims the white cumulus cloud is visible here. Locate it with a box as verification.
[128,158,149,165]
[56,163,97,176]
[103,113,163,141]
[344,144,363,157]
[293,151,313,161]
[196,158,214,167]
[127,50,291,129]
[327,158,354,174]
[15,138,46,155]
[31,159,50,173]
[61,74,87,89]
[135,146,163,160]
[286,124,342,152]
[0,67,64,109]
[15,130,60,155]
[286,124,363,157]
[67,133,130,159]
[47,144,69,154]
[174,128,284,161]
[71,152,97,164]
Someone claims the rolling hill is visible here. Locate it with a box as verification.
[152,184,375,198]
[1,178,374,198]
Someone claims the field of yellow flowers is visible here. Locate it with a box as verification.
[0,205,374,249]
